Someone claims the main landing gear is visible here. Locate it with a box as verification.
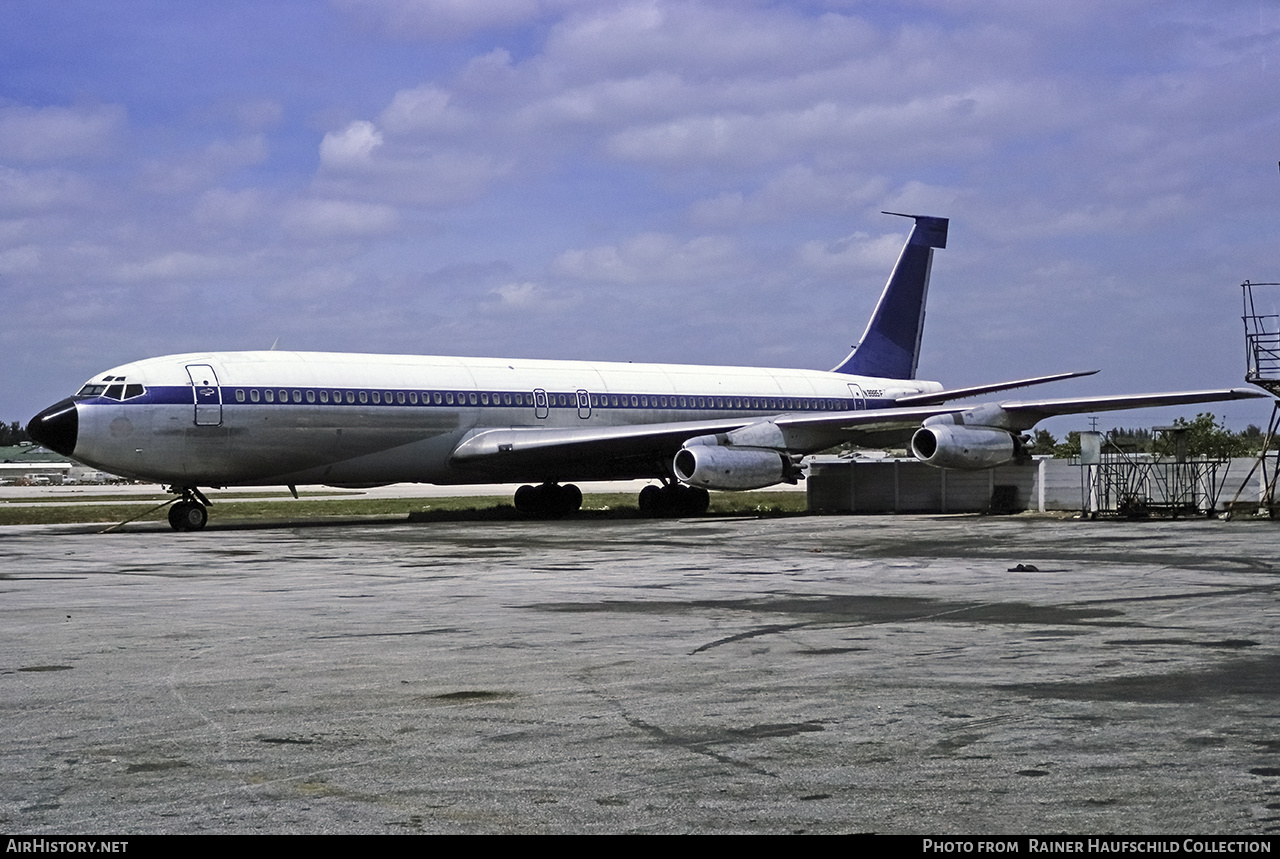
[512,480,711,518]
[638,482,710,517]
[167,487,210,531]
[514,482,583,518]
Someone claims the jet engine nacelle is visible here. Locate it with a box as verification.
[910,424,1017,470]
[673,445,789,491]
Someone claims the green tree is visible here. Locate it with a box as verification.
[1027,428,1057,455]
[0,421,28,447]
[1240,424,1265,452]
[1105,426,1153,453]
[1053,430,1082,458]
[1153,413,1251,458]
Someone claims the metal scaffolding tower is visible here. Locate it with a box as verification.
[1223,280,1280,517]
[1078,429,1228,519]
[1244,280,1280,396]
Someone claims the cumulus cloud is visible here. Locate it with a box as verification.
[797,231,909,274]
[0,166,94,214]
[481,281,579,314]
[351,156,510,207]
[281,198,399,238]
[603,86,1047,169]
[490,281,543,308]
[111,251,238,283]
[689,167,889,226]
[319,120,384,168]
[553,232,741,284]
[140,135,269,194]
[379,85,464,135]
[264,266,362,301]
[315,111,515,205]
[541,1,876,81]
[0,245,43,276]
[0,103,125,163]
[193,188,270,229]
[336,0,578,39]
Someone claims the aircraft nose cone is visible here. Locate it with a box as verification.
[28,398,79,457]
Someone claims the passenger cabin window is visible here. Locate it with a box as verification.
[250,389,260,402]
[235,389,246,403]
[264,390,274,403]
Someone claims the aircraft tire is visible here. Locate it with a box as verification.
[184,503,209,531]
[169,501,208,531]
[168,501,189,531]
[687,486,710,514]
[563,483,582,513]
[660,484,692,516]
[515,483,579,518]
[639,484,709,517]
[514,484,537,514]
[638,485,662,516]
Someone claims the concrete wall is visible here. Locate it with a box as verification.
[806,455,1274,514]
[806,457,1039,514]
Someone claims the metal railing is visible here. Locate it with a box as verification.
[1243,281,1280,392]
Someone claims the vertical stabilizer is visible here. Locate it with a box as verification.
[831,213,948,379]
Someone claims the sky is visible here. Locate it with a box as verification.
[2,0,1278,436]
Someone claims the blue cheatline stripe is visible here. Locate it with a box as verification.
[82,385,896,413]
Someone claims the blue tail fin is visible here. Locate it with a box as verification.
[831,213,948,379]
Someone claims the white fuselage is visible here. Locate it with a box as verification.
[66,350,941,488]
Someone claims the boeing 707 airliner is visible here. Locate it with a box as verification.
[27,213,1263,530]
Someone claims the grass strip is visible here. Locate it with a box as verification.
[0,491,809,526]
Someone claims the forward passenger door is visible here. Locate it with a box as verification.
[186,364,223,426]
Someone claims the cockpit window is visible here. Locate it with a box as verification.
[77,378,145,400]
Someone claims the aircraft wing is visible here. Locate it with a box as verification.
[449,387,1265,480]
[893,370,1098,405]
[976,387,1267,430]
[773,387,1267,434]
[448,415,777,475]
[447,407,960,480]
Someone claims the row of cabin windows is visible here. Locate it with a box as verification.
[231,388,855,412]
